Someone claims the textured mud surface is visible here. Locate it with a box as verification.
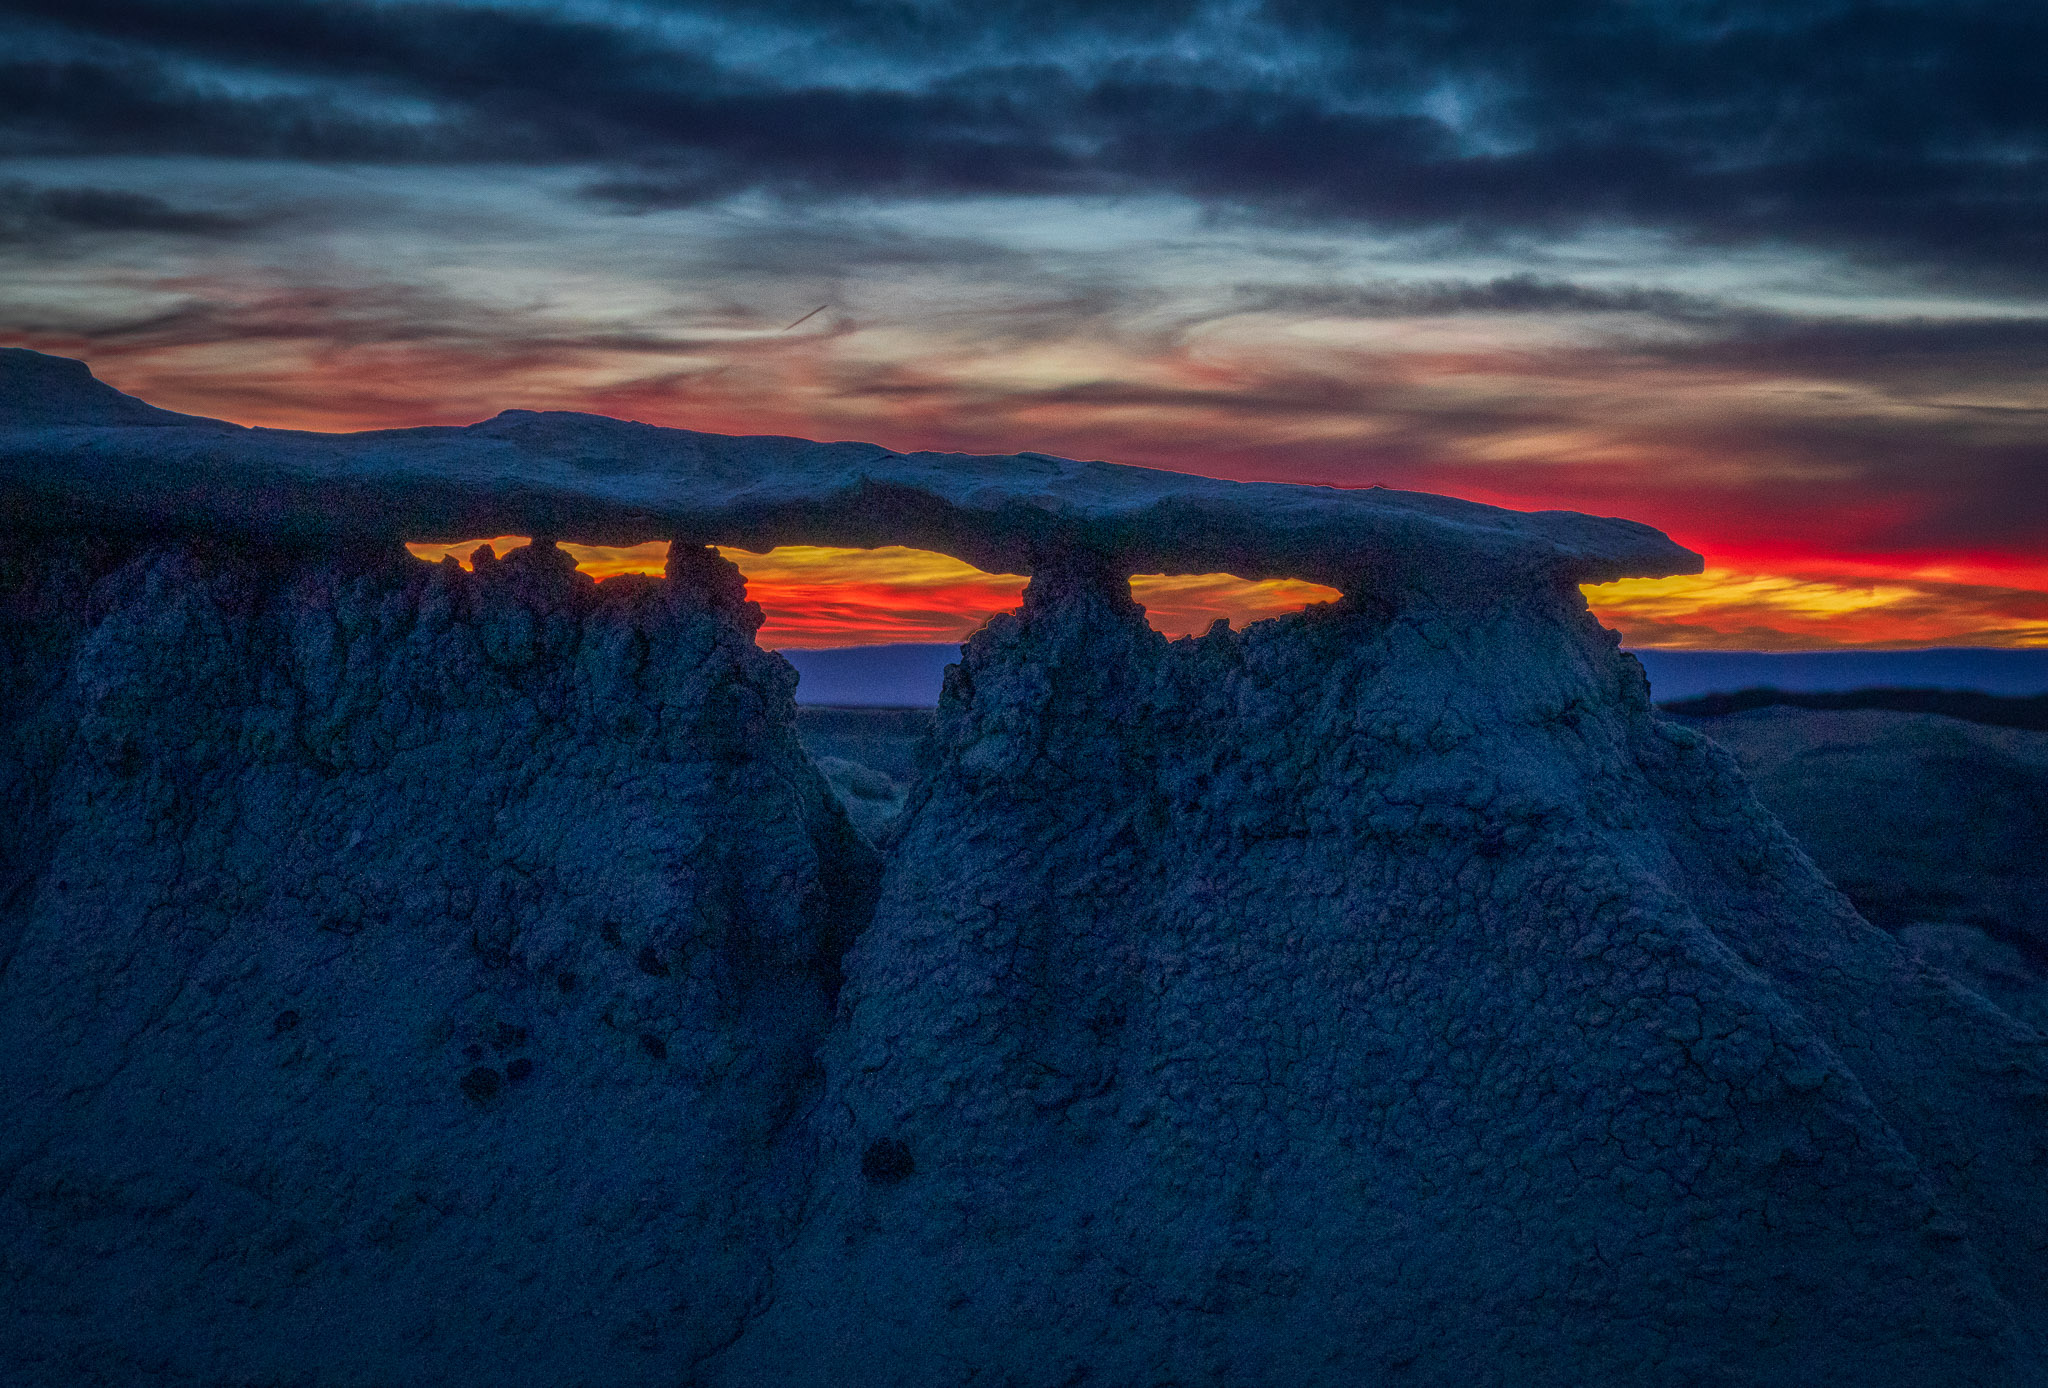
[0,536,872,1387]
[1673,707,2048,1030]
[806,703,2048,1035]
[2,354,2045,1386]
[727,564,2048,1388]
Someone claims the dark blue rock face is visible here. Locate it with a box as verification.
[721,563,2048,1388]
[0,535,874,1387]
[0,354,2042,1385]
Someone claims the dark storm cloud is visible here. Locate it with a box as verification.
[1228,276,1728,321]
[0,181,258,243]
[4,278,770,360]
[1655,314,2048,379]
[2,0,2044,278]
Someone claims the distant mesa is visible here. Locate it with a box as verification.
[0,347,238,431]
[1663,684,2048,732]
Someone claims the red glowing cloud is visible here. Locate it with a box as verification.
[405,536,2048,653]
[30,255,2048,654]
[404,539,1345,647]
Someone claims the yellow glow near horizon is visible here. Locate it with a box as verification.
[403,541,2048,649]
[405,535,531,566]
[559,539,671,579]
[403,538,1343,645]
[1584,566,2048,649]
[1590,568,1927,620]
[1128,571,1343,636]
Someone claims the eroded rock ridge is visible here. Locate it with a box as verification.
[1,353,2043,1387]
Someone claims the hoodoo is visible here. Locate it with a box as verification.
[1,350,2042,1387]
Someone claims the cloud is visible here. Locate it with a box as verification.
[0,55,457,161]
[0,180,260,244]
[407,536,1348,645]
[1,0,2044,278]
[1585,567,2048,650]
[16,249,2037,567]
[1227,276,1729,322]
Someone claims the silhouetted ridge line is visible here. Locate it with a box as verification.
[0,349,1698,589]
[1661,685,2048,732]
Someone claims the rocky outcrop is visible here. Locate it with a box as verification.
[720,562,2048,1387]
[0,347,1695,589]
[806,703,2048,1077]
[1671,706,2048,1029]
[1,352,2044,1386]
[0,532,873,1387]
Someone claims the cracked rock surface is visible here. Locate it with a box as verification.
[1675,707,2048,1029]
[719,564,2048,1388]
[1,352,2044,1386]
[0,535,873,1387]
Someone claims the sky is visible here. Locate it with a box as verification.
[2,0,2045,649]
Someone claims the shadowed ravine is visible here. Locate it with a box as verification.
[1,352,2044,1387]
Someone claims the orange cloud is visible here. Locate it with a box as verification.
[716,545,1025,646]
[35,263,2047,663]
[406,536,532,565]
[404,538,1341,646]
[1584,567,2048,650]
[1126,572,1343,638]
[406,540,2048,650]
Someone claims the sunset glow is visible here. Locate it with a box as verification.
[91,295,2048,651]
[405,538,1347,646]
[12,0,2046,652]
[1585,570,2048,651]
[408,534,2048,653]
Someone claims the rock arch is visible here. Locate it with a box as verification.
[2,349,2043,1387]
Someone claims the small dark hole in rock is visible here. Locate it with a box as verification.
[272,1009,300,1034]
[639,1033,668,1061]
[460,1066,503,1102]
[479,947,511,970]
[505,1056,535,1083]
[1085,1001,1126,1038]
[463,1042,485,1061]
[862,1138,915,1183]
[557,971,578,993]
[600,922,622,947]
[636,945,671,978]
[494,1022,528,1051]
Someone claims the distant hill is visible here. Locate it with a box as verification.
[1628,648,2048,701]
[1664,703,2048,1029]
[1661,686,2048,731]
[786,645,2048,709]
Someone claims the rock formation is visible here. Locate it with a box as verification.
[726,559,2048,1387]
[1,350,2043,1386]
[1669,705,2048,1030]
[0,527,872,1386]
